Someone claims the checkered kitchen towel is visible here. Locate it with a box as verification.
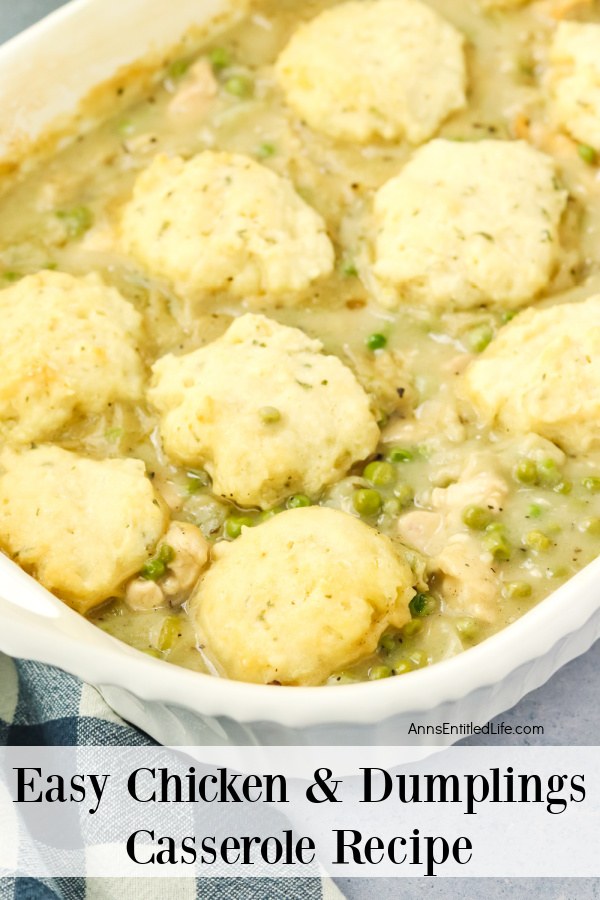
[0,654,345,900]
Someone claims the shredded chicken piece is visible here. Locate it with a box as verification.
[433,535,500,623]
[161,521,210,604]
[124,521,209,611]
[431,453,509,518]
[168,59,218,120]
[397,510,447,556]
[518,433,566,466]
[348,347,415,420]
[125,578,166,611]
[398,453,506,623]
[153,476,185,512]
[382,386,465,446]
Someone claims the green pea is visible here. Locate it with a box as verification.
[461,505,493,531]
[56,206,93,239]
[168,58,190,79]
[504,581,532,600]
[259,406,281,424]
[409,592,436,618]
[209,47,231,70]
[553,481,572,495]
[369,665,392,680]
[363,460,396,487]
[393,659,413,675]
[155,616,181,652]
[387,447,415,464]
[485,521,505,534]
[394,485,415,512]
[582,476,600,494]
[256,142,276,159]
[224,515,254,539]
[483,526,512,560]
[467,324,493,353]
[224,75,253,98]
[528,504,543,518]
[514,459,537,484]
[578,144,597,166]
[537,459,561,487]
[353,488,382,517]
[525,530,551,552]
[140,557,166,581]
[158,543,175,565]
[286,494,311,509]
[402,619,423,637]
[455,617,479,639]
[259,506,284,522]
[378,632,397,653]
[580,517,600,536]
[365,333,387,351]
[187,469,211,493]
[340,257,359,277]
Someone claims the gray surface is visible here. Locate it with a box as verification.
[1,0,67,41]
[2,0,599,895]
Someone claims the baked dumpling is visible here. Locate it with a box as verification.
[478,0,530,8]
[189,506,415,685]
[546,22,600,149]
[275,0,466,144]
[0,270,144,444]
[371,140,567,310]
[120,151,334,300]
[459,296,600,454]
[149,314,379,509]
[0,446,167,613]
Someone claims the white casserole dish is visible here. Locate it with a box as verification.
[0,0,599,746]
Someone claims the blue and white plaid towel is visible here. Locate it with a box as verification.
[0,653,345,900]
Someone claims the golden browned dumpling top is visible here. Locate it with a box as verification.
[189,506,416,685]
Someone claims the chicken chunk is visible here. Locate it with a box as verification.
[430,454,509,519]
[433,535,500,623]
[161,521,210,602]
[397,510,447,556]
[124,521,209,611]
[125,578,166,612]
[167,59,218,120]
